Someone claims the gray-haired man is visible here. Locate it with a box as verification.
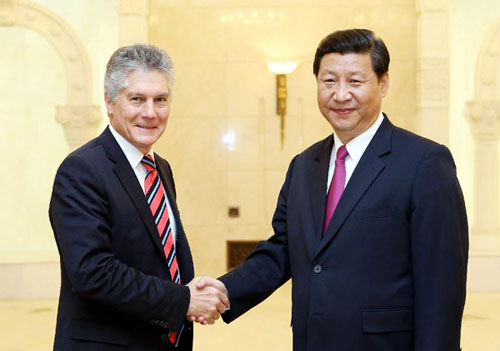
[50,43,228,350]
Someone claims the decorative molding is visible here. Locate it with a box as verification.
[416,0,448,15]
[416,58,449,108]
[0,0,15,26]
[466,100,500,140]
[118,0,149,16]
[467,21,500,264]
[476,20,500,100]
[56,105,102,150]
[0,0,101,149]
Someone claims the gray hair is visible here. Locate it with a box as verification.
[104,43,174,101]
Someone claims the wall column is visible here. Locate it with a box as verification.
[415,0,450,145]
[465,20,500,291]
[466,101,500,252]
[117,0,149,45]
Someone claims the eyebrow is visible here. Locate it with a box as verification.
[126,91,170,97]
[323,69,364,76]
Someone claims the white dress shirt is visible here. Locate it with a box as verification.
[109,125,177,245]
[326,112,385,193]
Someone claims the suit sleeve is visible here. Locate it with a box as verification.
[49,154,189,331]
[219,157,296,322]
[410,144,468,350]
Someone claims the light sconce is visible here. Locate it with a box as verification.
[267,61,298,148]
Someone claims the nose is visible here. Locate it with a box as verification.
[333,82,352,102]
[141,99,155,118]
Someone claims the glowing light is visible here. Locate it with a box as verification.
[222,131,236,151]
[266,61,298,74]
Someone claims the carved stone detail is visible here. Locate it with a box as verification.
[0,0,101,149]
[118,0,148,16]
[468,20,500,258]
[477,20,500,100]
[416,58,449,108]
[416,0,448,14]
[466,101,500,140]
[56,106,102,151]
[0,0,16,26]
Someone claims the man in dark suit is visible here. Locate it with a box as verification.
[49,43,228,350]
[210,29,468,350]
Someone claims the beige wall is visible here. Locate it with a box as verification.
[1,0,499,297]
[0,0,116,264]
[450,0,500,230]
[0,0,117,297]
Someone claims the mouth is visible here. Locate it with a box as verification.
[332,108,355,116]
[136,125,157,130]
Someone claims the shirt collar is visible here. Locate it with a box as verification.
[332,112,384,162]
[108,124,154,169]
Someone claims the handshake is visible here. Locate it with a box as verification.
[186,276,229,325]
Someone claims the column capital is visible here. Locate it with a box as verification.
[117,0,149,17]
[466,100,500,140]
[56,105,102,150]
[416,0,448,14]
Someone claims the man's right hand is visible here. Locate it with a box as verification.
[186,276,229,325]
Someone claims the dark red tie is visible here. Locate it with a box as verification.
[141,155,182,345]
[323,145,349,235]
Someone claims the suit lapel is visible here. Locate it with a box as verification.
[99,128,166,260]
[313,117,393,260]
[309,136,334,252]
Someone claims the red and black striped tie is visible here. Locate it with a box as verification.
[141,155,182,345]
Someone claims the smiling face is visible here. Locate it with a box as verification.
[316,52,389,144]
[105,69,171,154]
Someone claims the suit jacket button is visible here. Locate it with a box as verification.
[313,264,322,274]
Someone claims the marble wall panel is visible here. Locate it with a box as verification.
[158,116,228,171]
[227,171,265,224]
[150,8,228,62]
[227,118,265,171]
[169,62,227,118]
[226,63,273,118]
[184,225,228,276]
[173,170,227,226]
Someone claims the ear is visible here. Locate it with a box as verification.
[380,72,389,98]
[104,94,114,117]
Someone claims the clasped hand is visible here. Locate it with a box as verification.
[186,276,229,325]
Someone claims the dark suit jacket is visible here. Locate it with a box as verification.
[220,116,468,351]
[49,127,194,351]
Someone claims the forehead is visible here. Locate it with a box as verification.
[318,52,374,75]
[125,69,169,91]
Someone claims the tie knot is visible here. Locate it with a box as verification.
[336,145,348,161]
[141,155,156,171]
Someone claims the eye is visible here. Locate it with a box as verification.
[130,96,142,102]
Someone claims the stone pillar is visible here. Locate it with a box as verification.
[0,0,103,151]
[117,0,149,46]
[415,0,450,145]
[466,101,500,253]
[56,105,102,151]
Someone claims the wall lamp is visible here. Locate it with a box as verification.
[267,61,298,148]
